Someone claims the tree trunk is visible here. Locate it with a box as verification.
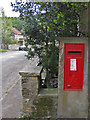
[45,37,49,88]
[45,67,49,88]
[74,23,78,37]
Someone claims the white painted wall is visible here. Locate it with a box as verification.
[15,35,23,41]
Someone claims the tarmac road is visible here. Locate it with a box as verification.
[0,51,38,119]
[1,51,30,95]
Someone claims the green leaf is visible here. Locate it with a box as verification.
[71,20,78,23]
[53,19,57,23]
[63,22,65,25]
[67,4,69,7]
[47,27,50,31]
[43,22,47,25]
[50,23,54,26]
[39,6,43,10]
[37,19,40,23]
[58,26,61,29]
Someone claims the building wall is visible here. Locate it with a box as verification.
[15,35,23,41]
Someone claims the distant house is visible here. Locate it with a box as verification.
[11,27,25,45]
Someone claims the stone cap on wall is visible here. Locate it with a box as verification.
[58,37,88,43]
[19,66,43,77]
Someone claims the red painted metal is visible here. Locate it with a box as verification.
[64,43,84,91]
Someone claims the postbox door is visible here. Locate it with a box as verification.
[64,43,84,91]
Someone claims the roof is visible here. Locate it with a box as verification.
[11,28,22,35]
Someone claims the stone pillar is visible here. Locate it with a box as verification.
[79,9,88,36]
[19,66,42,115]
[58,37,88,118]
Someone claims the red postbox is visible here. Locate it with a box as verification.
[64,43,84,91]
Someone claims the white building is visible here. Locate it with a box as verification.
[11,27,25,45]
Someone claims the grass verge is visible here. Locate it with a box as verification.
[0,49,7,52]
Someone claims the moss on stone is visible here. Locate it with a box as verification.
[30,97,56,118]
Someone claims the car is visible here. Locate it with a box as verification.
[19,45,26,51]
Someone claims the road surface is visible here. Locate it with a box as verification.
[1,51,31,95]
[0,51,38,118]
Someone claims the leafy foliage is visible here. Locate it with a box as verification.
[11,2,88,87]
[9,17,26,32]
[0,49,7,52]
[1,9,12,46]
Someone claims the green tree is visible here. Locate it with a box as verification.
[1,8,12,48]
[11,2,88,87]
[9,17,26,32]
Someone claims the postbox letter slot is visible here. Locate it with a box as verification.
[68,51,81,53]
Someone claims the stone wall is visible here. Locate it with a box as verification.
[19,66,58,118]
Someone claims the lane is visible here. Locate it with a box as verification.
[1,51,27,61]
[0,55,2,120]
[1,51,30,95]
[0,51,29,118]
[2,80,23,118]
[0,51,39,118]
